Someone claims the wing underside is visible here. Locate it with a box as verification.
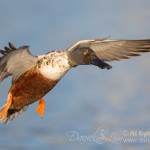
[0,43,38,83]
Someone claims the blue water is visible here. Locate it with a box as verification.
[0,1,150,149]
[0,64,150,150]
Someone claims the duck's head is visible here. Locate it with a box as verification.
[67,48,112,69]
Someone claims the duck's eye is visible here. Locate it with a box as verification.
[83,50,88,56]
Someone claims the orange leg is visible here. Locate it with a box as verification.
[0,92,12,119]
[36,98,45,118]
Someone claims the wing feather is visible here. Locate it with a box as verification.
[67,39,150,61]
[0,43,38,83]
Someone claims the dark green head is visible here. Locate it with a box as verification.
[67,48,95,66]
[67,48,112,69]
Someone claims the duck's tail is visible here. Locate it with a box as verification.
[0,91,28,124]
[0,105,28,124]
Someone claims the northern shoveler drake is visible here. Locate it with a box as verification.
[0,38,150,124]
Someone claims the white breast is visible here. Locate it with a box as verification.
[38,51,71,80]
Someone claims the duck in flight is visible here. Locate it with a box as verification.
[0,38,150,124]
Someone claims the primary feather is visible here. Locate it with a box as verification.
[67,39,150,61]
[0,43,38,83]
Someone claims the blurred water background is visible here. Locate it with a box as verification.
[0,0,150,150]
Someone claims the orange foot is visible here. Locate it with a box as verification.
[0,92,12,119]
[36,98,45,118]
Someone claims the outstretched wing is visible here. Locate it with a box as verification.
[0,42,38,83]
[67,38,150,61]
